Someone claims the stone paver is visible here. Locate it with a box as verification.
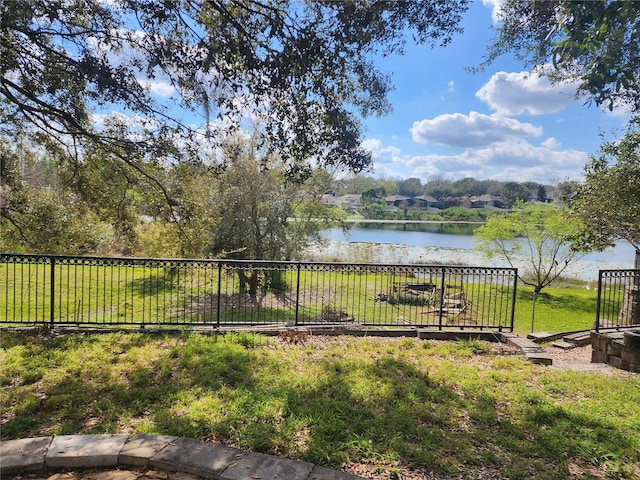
[120,434,177,467]
[0,436,52,475]
[506,335,544,352]
[46,435,129,469]
[2,435,367,480]
[525,352,553,365]
[149,437,245,479]
[220,451,314,480]
[526,331,552,341]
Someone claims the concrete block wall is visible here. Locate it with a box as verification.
[591,331,640,373]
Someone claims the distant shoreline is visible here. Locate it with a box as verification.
[304,240,633,283]
[342,218,486,225]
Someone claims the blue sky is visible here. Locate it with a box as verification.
[359,0,630,184]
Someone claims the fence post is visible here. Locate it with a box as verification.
[509,268,518,332]
[217,262,222,328]
[634,250,640,326]
[595,270,604,333]
[295,262,301,326]
[438,266,446,330]
[49,256,55,327]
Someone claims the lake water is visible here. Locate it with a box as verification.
[320,222,637,269]
[323,223,478,250]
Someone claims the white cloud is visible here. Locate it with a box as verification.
[476,71,580,116]
[410,111,542,148]
[541,137,561,149]
[372,163,412,179]
[448,80,455,92]
[361,139,403,164]
[363,137,588,183]
[406,140,587,183]
[482,0,505,23]
[139,79,175,97]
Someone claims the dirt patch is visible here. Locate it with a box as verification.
[545,344,637,376]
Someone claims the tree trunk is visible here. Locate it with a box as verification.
[238,270,261,299]
[531,290,538,333]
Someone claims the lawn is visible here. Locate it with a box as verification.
[1,331,639,480]
[512,283,597,335]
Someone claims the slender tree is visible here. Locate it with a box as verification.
[474,202,589,330]
[537,184,547,202]
[501,182,530,208]
[204,132,339,295]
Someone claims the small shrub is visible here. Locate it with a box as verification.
[263,270,288,292]
[388,292,438,307]
[457,337,490,355]
[224,332,270,348]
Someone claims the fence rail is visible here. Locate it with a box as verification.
[1,253,517,331]
[596,269,640,331]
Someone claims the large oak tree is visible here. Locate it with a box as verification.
[1,0,469,250]
[1,0,468,178]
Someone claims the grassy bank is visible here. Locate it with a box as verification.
[1,332,639,479]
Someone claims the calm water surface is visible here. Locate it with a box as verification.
[322,222,637,265]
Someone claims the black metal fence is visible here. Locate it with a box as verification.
[1,253,517,331]
[596,269,640,331]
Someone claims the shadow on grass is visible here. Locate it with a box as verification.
[2,333,639,479]
[126,270,183,297]
[517,289,598,315]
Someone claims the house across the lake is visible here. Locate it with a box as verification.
[319,192,542,213]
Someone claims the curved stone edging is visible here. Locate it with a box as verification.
[0,434,365,480]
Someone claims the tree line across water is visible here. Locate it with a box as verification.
[335,175,558,205]
[0,133,580,258]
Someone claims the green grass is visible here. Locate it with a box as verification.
[513,283,598,335]
[1,332,639,479]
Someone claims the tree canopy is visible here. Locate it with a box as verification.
[483,0,640,115]
[571,130,640,252]
[1,0,471,250]
[501,181,531,208]
[0,0,468,180]
[397,177,423,197]
[206,134,322,261]
[135,131,338,260]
